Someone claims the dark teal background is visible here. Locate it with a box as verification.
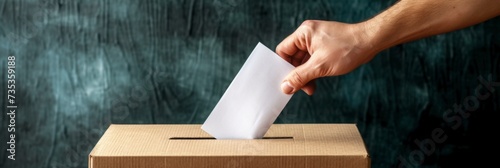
[0,0,499,167]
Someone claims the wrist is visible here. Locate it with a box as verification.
[349,21,385,61]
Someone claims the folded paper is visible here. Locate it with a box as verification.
[201,42,295,139]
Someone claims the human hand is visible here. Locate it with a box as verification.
[277,0,500,96]
[276,20,377,95]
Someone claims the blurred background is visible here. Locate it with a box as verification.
[0,0,499,167]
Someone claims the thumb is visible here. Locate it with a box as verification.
[281,61,319,95]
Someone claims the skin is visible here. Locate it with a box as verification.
[277,0,500,96]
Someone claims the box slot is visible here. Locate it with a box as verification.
[169,136,294,140]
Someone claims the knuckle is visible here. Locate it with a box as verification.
[310,58,331,77]
[313,63,328,77]
[299,20,317,32]
[292,70,306,86]
[301,20,317,28]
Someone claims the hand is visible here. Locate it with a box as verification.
[277,0,500,96]
[276,20,376,95]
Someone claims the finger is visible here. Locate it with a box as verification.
[276,31,308,63]
[300,52,311,65]
[281,60,319,94]
[301,79,316,96]
[276,34,297,57]
[291,50,308,67]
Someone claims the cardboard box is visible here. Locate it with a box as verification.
[89,124,370,168]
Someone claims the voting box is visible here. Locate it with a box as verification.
[88,124,370,168]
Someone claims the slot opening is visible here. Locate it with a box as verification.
[169,136,294,140]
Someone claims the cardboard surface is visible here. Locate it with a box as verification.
[89,124,370,168]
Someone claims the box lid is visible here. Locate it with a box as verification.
[89,124,370,168]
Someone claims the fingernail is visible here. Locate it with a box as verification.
[281,82,294,94]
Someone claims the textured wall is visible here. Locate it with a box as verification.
[0,0,499,168]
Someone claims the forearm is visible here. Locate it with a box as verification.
[359,0,500,54]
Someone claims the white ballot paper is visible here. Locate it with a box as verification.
[201,42,295,139]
